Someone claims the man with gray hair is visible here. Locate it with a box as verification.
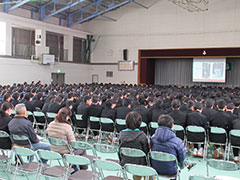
[8,104,50,158]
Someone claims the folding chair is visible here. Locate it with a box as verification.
[115,119,126,134]
[86,116,101,142]
[189,175,219,180]
[140,122,148,135]
[227,130,240,161]
[26,111,35,124]
[37,150,66,179]
[94,143,119,163]
[149,151,180,180]
[46,112,56,124]
[70,141,99,162]
[11,147,40,180]
[120,147,148,166]
[206,159,240,177]
[93,159,124,180]
[11,110,16,118]
[47,136,71,153]
[33,111,47,135]
[173,124,185,142]
[0,131,11,180]
[207,127,228,160]
[11,134,33,149]
[186,126,207,158]
[64,154,96,180]
[123,163,159,180]
[149,122,158,136]
[99,117,116,144]
[74,114,88,141]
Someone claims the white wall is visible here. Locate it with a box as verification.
[0,57,92,85]
[80,0,240,83]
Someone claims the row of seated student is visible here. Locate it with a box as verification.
[0,83,240,160]
[0,101,190,180]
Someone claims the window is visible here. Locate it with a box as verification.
[0,21,6,55]
[73,37,87,63]
[106,71,113,77]
[46,31,65,62]
[12,27,35,58]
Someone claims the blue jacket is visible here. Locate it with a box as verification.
[150,126,186,175]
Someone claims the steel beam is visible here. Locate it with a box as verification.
[70,0,132,26]
[40,0,87,21]
[5,0,32,13]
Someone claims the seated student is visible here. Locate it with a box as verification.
[151,115,186,178]
[118,111,149,180]
[0,102,14,149]
[46,107,87,170]
[100,99,116,132]
[8,104,51,162]
[187,102,207,157]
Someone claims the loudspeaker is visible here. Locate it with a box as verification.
[123,49,128,61]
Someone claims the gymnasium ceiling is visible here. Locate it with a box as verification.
[0,0,149,27]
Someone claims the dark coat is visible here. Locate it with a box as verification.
[133,105,151,125]
[76,102,88,115]
[202,107,216,122]
[31,99,44,110]
[47,102,62,114]
[118,129,149,166]
[169,109,187,128]
[115,106,131,120]
[151,126,186,175]
[150,106,166,122]
[0,114,12,149]
[24,101,35,112]
[82,104,103,129]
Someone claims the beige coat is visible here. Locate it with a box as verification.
[46,120,75,154]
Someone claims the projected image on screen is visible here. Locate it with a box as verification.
[193,58,226,82]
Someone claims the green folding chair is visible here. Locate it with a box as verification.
[149,122,158,136]
[149,151,180,180]
[47,136,71,153]
[74,114,89,141]
[86,116,101,142]
[173,124,185,141]
[64,154,96,180]
[93,159,124,180]
[140,122,148,135]
[11,147,40,180]
[37,150,66,179]
[186,126,207,158]
[227,130,240,161]
[94,143,119,163]
[11,134,33,149]
[115,119,126,134]
[120,147,148,165]
[99,117,116,144]
[123,163,159,180]
[207,127,228,160]
[33,111,47,135]
[70,141,99,162]
[206,159,240,177]
[46,112,56,124]
[26,111,35,124]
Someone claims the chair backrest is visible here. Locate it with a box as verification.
[46,112,57,119]
[48,136,69,147]
[207,159,240,171]
[26,111,33,116]
[120,147,146,158]
[33,111,45,117]
[149,122,158,129]
[116,119,126,126]
[149,151,177,162]
[64,154,90,166]
[124,163,159,179]
[0,131,9,138]
[94,143,118,154]
[140,122,147,128]
[70,141,97,157]
[37,149,62,161]
[229,129,240,138]
[90,116,100,122]
[93,159,123,178]
[210,127,226,134]
[13,146,35,157]
[174,124,184,131]
[75,114,82,120]
[100,117,114,124]
[11,134,32,148]
[189,175,218,180]
[186,126,205,133]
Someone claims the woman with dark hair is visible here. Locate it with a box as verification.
[46,107,87,170]
[118,111,149,180]
[0,102,14,149]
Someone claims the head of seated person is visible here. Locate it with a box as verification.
[55,107,72,124]
[126,111,142,131]
[15,103,27,117]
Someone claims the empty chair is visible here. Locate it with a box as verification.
[94,143,119,163]
[123,163,159,180]
[64,154,95,180]
[93,159,124,180]
[206,159,240,177]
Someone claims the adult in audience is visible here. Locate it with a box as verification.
[8,104,50,161]
[22,93,34,112]
[46,107,87,170]
[115,98,132,120]
[118,111,149,180]
[47,95,64,113]
[76,95,92,115]
[0,102,13,149]
[151,114,186,177]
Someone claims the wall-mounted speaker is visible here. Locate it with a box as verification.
[123,49,128,61]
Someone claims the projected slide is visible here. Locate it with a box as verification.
[192,58,226,82]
